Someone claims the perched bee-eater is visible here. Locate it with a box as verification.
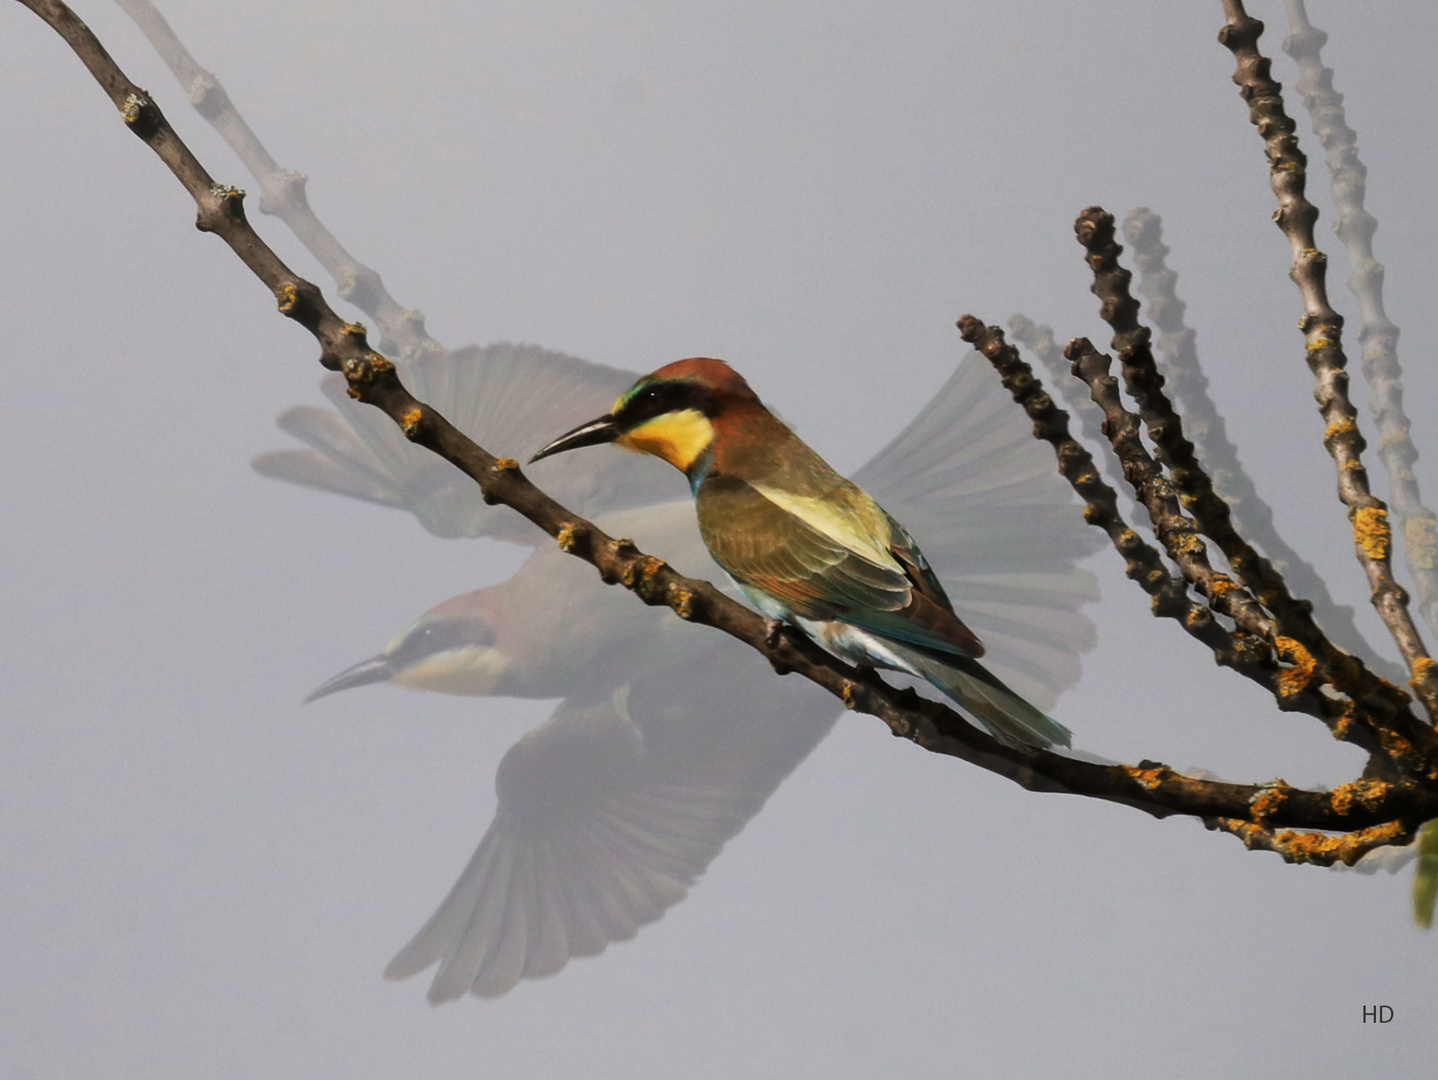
[532,358,1071,750]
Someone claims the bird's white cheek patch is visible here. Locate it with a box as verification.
[393,647,507,696]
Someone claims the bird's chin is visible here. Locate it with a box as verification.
[391,647,508,697]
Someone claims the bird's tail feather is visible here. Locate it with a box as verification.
[897,645,1072,750]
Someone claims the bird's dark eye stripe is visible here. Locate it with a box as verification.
[392,617,495,665]
[621,380,711,423]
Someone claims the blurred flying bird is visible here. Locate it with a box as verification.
[306,499,721,706]
[380,649,840,1001]
[532,358,1072,749]
[272,344,1101,998]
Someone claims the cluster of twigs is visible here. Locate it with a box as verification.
[14,0,1438,871]
[985,1,1438,868]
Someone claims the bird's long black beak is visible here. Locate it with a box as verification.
[529,414,623,463]
[303,654,397,703]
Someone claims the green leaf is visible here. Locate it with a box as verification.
[1412,820,1438,929]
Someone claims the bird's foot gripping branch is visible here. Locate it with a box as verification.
[15,0,1438,867]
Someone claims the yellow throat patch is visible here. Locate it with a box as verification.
[617,408,715,470]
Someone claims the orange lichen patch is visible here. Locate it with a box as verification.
[1249,780,1293,822]
[276,282,300,313]
[1323,416,1356,442]
[1228,631,1271,665]
[1169,531,1204,557]
[667,586,695,620]
[341,321,368,340]
[1329,704,1356,742]
[840,681,860,710]
[1274,635,1317,698]
[1376,731,1416,763]
[1404,516,1438,571]
[1125,762,1173,790]
[1304,335,1332,352]
[1329,778,1390,816]
[555,522,584,552]
[1272,820,1407,867]
[399,407,423,436]
[121,91,150,124]
[1351,505,1391,561]
[492,458,519,472]
[1207,574,1240,597]
[623,556,666,594]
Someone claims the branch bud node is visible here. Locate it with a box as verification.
[555,522,587,553]
[667,586,697,620]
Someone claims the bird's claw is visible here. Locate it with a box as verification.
[763,617,787,650]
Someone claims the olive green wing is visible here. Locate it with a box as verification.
[697,475,983,656]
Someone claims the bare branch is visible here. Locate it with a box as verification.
[111,0,445,363]
[1074,206,1434,762]
[1218,1,1438,722]
[1063,335,1273,642]
[961,316,1414,765]
[1121,207,1392,677]
[1007,314,1128,493]
[1281,0,1438,643]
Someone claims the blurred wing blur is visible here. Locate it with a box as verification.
[853,352,1104,712]
[253,343,671,542]
[384,647,839,1001]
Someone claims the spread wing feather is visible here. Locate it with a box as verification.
[254,343,670,542]
[853,352,1103,708]
[385,651,840,1001]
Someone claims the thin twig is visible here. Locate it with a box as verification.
[1281,0,1438,641]
[16,0,1436,847]
[111,0,445,364]
[1121,207,1393,678]
[1064,335,1274,643]
[1007,314,1127,493]
[1218,1,1438,723]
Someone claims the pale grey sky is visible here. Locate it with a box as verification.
[3,1,1437,1076]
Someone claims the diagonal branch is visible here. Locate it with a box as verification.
[1281,0,1438,642]
[1007,314,1127,494]
[1218,0,1438,724]
[111,0,446,364]
[1064,336,1273,642]
[16,0,1436,860]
